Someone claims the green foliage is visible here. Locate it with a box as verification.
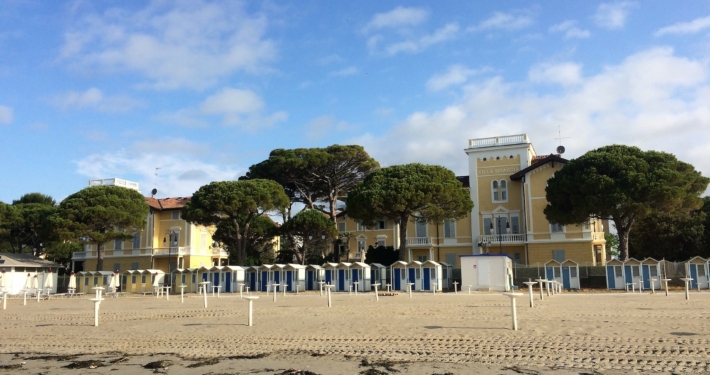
[628,210,707,261]
[545,145,709,260]
[0,193,59,256]
[58,186,149,271]
[216,215,279,266]
[280,209,338,264]
[604,233,619,258]
[44,241,82,268]
[364,245,398,266]
[347,163,473,260]
[181,179,289,265]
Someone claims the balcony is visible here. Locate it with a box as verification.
[592,232,605,241]
[468,134,529,148]
[479,234,526,243]
[88,178,140,191]
[407,237,433,246]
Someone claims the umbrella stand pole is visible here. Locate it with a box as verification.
[2,292,6,310]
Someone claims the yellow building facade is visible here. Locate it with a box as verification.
[337,134,606,268]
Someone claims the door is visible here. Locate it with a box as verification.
[478,258,490,287]
[286,271,293,291]
[338,270,345,291]
[642,265,650,289]
[690,265,698,289]
[394,269,401,290]
[274,271,280,291]
[352,269,359,290]
[606,266,615,289]
[624,266,632,284]
[370,270,376,285]
[545,267,554,281]
[213,272,219,288]
[202,272,208,282]
[562,267,571,289]
[307,271,314,290]
[250,273,256,291]
[261,271,268,291]
[325,270,332,285]
[225,272,232,292]
[408,268,416,290]
[423,268,431,290]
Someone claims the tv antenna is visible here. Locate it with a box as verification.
[554,125,569,154]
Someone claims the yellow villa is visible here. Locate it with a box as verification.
[337,134,607,268]
[71,178,229,273]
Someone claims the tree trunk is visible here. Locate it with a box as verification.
[398,217,409,261]
[96,242,104,271]
[617,228,630,261]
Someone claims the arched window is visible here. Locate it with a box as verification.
[492,179,508,202]
[500,180,508,201]
[492,180,499,201]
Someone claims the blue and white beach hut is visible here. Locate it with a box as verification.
[406,261,423,291]
[322,262,338,288]
[197,266,211,285]
[258,264,275,292]
[370,263,387,288]
[641,258,662,290]
[544,260,563,285]
[350,262,371,291]
[335,262,352,291]
[440,262,453,290]
[605,259,625,290]
[623,258,643,287]
[305,265,324,290]
[225,266,246,293]
[245,266,258,292]
[272,264,287,291]
[687,257,709,289]
[284,264,306,292]
[421,260,443,291]
[209,266,226,291]
[561,260,580,290]
[390,261,408,291]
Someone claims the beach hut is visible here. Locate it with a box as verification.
[421,260,443,291]
[605,259,625,290]
[390,261,408,291]
[544,260,563,285]
[406,261,423,291]
[641,258,662,290]
[196,265,211,289]
[440,262,454,290]
[123,270,139,293]
[209,266,225,292]
[370,263,387,288]
[77,271,92,293]
[144,270,165,293]
[284,264,306,292]
[561,260,581,290]
[258,264,275,291]
[171,269,196,293]
[459,254,514,292]
[623,258,643,288]
[687,257,709,289]
[350,262,371,292]
[272,264,287,291]
[322,262,338,288]
[224,266,246,293]
[0,253,62,295]
[335,262,352,292]
[305,265,324,291]
[245,266,259,292]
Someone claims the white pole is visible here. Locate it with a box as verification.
[273,284,276,302]
[650,278,655,294]
[408,283,414,298]
[88,298,103,327]
[239,283,244,299]
[2,292,6,310]
[244,296,258,326]
[198,282,209,308]
[282,283,286,297]
[523,282,536,308]
[372,284,380,301]
[535,279,544,300]
[326,286,332,307]
[180,285,185,304]
[266,283,270,296]
[453,282,458,294]
[680,278,692,300]
[432,282,437,295]
[354,282,358,296]
[662,278,671,297]
[23,291,27,306]
[468,285,472,294]
[503,293,523,330]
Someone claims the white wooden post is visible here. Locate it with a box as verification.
[198,282,209,308]
[318,281,325,297]
[523,282,536,308]
[432,282,437,295]
[535,279,544,300]
[266,283,271,296]
[246,286,250,296]
[23,290,27,306]
[453,282,458,294]
[179,285,186,304]
[503,293,524,330]
[372,283,380,301]
[638,280,644,293]
[680,278,693,300]
[407,283,414,298]
[467,285,472,294]
[272,284,276,302]
[662,278,671,297]
[650,278,656,294]
[2,292,6,310]
[238,283,244,299]
[353,282,359,296]
[282,283,287,297]
[325,285,334,307]
[386,283,391,293]
[244,296,259,326]
[87,297,104,327]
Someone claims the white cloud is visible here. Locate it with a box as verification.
[655,15,710,36]
[305,116,352,141]
[383,23,459,56]
[467,11,534,32]
[593,2,635,30]
[330,66,359,76]
[362,6,428,32]
[549,20,591,39]
[0,105,13,124]
[426,65,489,92]
[160,87,287,130]
[348,48,710,183]
[75,138,240,198]
[51,87,141,112]
[529,62,583,86]
[60,1,277,90]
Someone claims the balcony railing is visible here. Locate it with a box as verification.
[468,134,528,148]
[592,232,605,241]
[88,178,140,191]
[479,234,526,243]
[73,251,87,259]
[407,237,433,245]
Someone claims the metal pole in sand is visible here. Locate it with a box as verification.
[535,279,545,300]
[680,278,693,300]
[198,282,210,308]
[662,278,671,296]
[468,285,472,294]
[503,293,524,330]
[638,280,644,293]
[272,284,276,302]
[407,283,414,298]
[453,282,458,294]
[282,283,287,297]
[246,286,250,296]
[266,283,271,296]
[238,283,244,299]
[650,277,656,294]
[23,290,27,306]
[353,282,359,296]
[2,291,6,310]
[523,282,536,308]
[325,285,334,307]
[318,281,325,297]
[372,284,380,301]
[87,297,104,326]
[244,296,259,326]
[432,283,437,295]
[180,285,186,303]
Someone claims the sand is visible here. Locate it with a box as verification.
[0,289,709,374]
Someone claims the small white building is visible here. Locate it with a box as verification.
[421,260,443,291]
[370,263,387,288]
[305,265,324,290]
[390,261,408,291]
[640,258,662,290]
[605,259,625,290]
[460,254,513,292]
[406,261,423,291]
[322,262,338,288]
[0,253,61,295]
[284,264,306,292]
[687,257,709,289]
[440,262,454,290]
[350,262,371,291]
[246,266,259,292]
[225,266,246,293]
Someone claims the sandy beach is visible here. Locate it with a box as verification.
[1,289,709,374]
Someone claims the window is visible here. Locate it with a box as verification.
[550,223,565,233]
[571,267,578,278]
[377,220,387,230]
[357,240,366,252]
[93,276,98,286]
[114,239,123,250]
[514,253,521,262]
[192,274,196,283]
[444,219,456,238]
[492,180,508,202]
[483,217,492,235]
[84,244,90,251]
[338,244,345,254]
[338,222,346,232]
[356,222,365,231]
[552,249,565,262]
[492,180,499,201]
[445,253,456,266]
[131,274,137,284]
[500,180,508,201]
[699,265,707,276]
[614,266,622,277]
[418,255,427,262]
[415,220,427,237]
[553,268,561,278]
[376,239,385,247]
[415,268,421,279]
[401,271,406,280]
[650,267,658,277]
[113,263,121,272]
[131,262,139,270]
[632,267,640,277]
[132,234,141,249]
[171,210,180,220]
[103,276,108,285]
[201,233,207,251]
[495,217,508,234]
[510,216,520,234]
[84,277,89,286]
[141,275,146,283]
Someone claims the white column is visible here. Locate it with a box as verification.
[503,293,524,330]
[523,282,536,308]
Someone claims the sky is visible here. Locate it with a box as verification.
[1,1,710,202]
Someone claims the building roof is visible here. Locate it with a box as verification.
[0,253,62,268]
[145,197,191,211]
[509,154,568,181]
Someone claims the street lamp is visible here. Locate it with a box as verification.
[489,217,510,254]
[163,230,177,285]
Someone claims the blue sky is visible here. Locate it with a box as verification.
[1,1,710,202]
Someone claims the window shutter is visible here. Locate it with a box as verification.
[483,218,492,235]
[552,249,565,262]
[511,216,520,234]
